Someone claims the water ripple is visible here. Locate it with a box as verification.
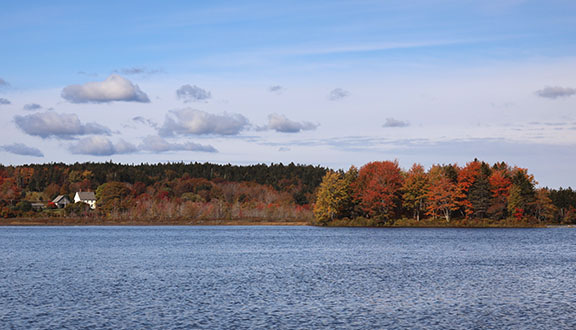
[0,226,575,329]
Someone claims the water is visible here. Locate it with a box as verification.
[0,226,575,329]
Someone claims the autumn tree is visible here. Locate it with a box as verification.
[457,160,481,218]
[340,166,359,219]
[534,188,557,223]
[488,166,512,219]
[96,182,131,213]
[313,171,351,224]
[43,183,62,200]
[0,177,21,205]
[354,161,404,221]
[402,164,429,221]
[426,165,464,222]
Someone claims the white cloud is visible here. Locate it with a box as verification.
[1,143,44,157]
[265,113,318,133]
[23,103,42,111]
[159,108,249,136]
[69,136,137,156]
[0,98,10,105]
[328,88,350,101]
[61,74,150,103]
[176,84,212,102]
[535,86,576,99]
[14,111,111,139]
[140,135,217,153]
[383,118,410,128]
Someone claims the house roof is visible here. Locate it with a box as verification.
[52,195,70,203]
[76,191,96,200]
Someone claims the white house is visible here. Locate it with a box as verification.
[74,191,96,209]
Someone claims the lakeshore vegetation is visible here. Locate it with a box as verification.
[0,160,575,226]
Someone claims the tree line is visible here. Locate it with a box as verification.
[1,160,575,225]
[313,160,576,225]
[0,162,326,221]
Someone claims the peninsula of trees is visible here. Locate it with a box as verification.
[314,160,576,226]
[0,160,575,226]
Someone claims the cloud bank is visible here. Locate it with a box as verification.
[159,109,249,136]
[0,98,10,105]
[1,143,44,157]
[61,74,150,103]
[535,86,576,99]
[176,85,212,102]
[140,136,217,153]
[14,111,111,139]
[383,118,410,128]
[265,113,318,133]
[69,136,137,156]
[0,78,8,87]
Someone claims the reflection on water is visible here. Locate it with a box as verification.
[1,226,575,329]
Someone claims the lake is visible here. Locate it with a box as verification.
[0,226,575,329]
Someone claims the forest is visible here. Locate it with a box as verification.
[314,160,576,226]
[0,162,326,224]
[0,160,575,226]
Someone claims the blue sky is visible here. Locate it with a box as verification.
[1,0,576,187]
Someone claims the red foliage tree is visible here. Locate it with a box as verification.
[487,168,512,219]
[354,161,404,220]
[458,161,481,218]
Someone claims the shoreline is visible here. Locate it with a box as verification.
[0,217,309,226]
[1,217,573,228]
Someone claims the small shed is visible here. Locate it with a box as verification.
[74,191,96,209]
[52,195,71,209]
[31,202,46,211]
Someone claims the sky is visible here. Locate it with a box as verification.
[1,0,575,188]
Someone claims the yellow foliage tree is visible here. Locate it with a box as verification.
[402,164,429,221]
[313,171,351,224]
[534,188,557,223]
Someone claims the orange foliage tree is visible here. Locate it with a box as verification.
[488,166,512,219]
[426,165,464,222]
[458,160,481,218]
